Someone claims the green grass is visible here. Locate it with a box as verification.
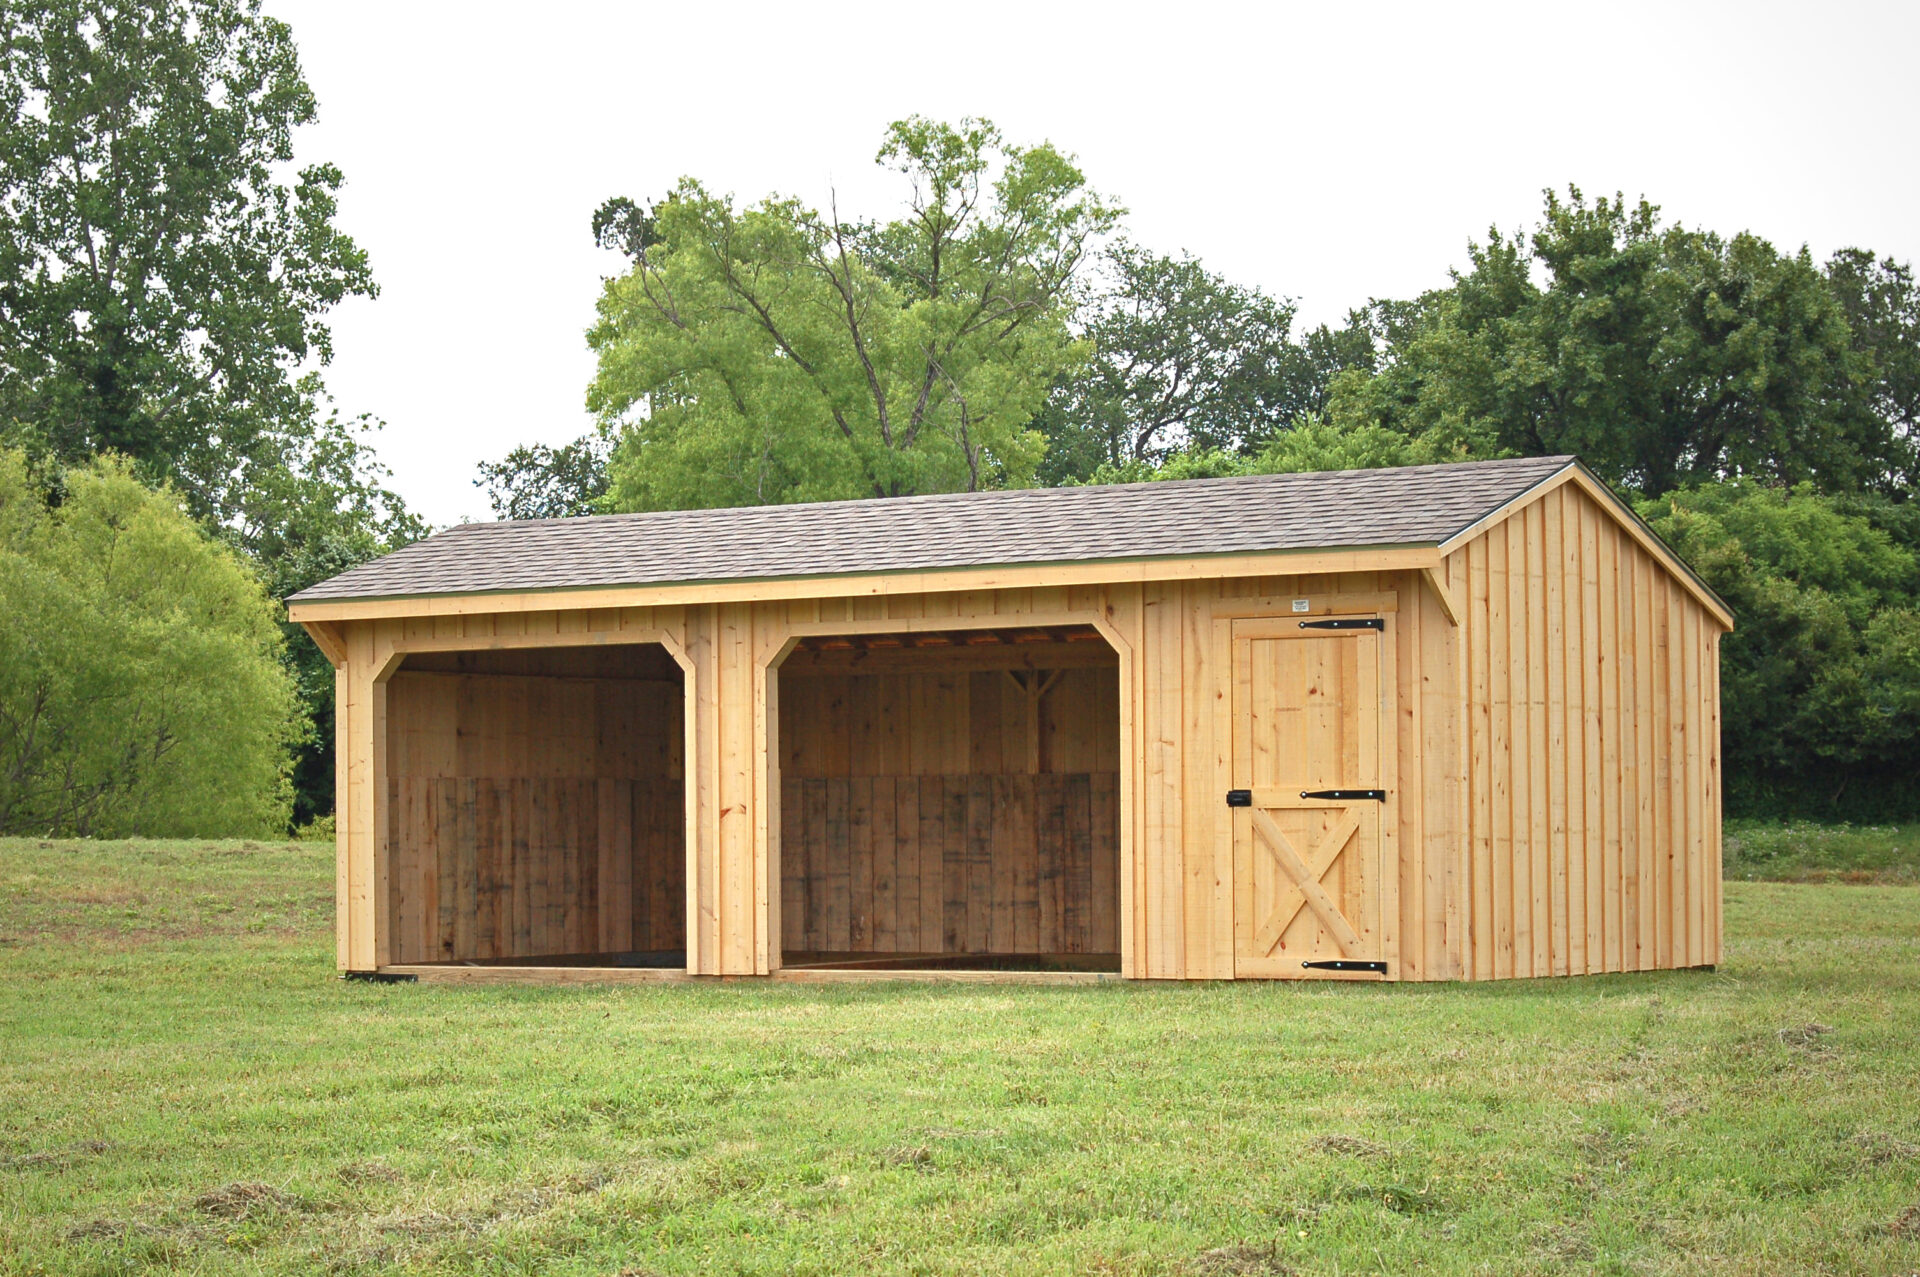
[2,837,1917,1275]
[1724,819,1920,884]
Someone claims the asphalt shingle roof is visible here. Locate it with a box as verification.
[288,455,1577,603]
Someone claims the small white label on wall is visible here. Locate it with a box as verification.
[1292,598,1310,613]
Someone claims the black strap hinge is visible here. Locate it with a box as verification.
[1300,789,1386,802]
[1301,960,1387,973]
[1299,617,1384,631]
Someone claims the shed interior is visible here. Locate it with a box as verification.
[383,643,686,968]
[776,626,1121,972]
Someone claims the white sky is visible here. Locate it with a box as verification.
[265,0,1920,527]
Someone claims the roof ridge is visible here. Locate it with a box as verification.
[449,453,1577,534]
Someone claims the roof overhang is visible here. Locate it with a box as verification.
[286,460,1732,633]
[285,543,1446,624]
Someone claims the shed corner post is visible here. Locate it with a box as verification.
[754,624,801,976]
[338,623,399,972]
[683,603,721,976]
[1096,586,1147,980]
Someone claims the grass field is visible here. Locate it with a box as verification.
[2,833,1917,1276]
[1724,820,1920,885]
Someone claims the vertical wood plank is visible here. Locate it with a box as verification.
[1065,772,1093,954]
[802,778,826,953]
[871,778,897,953]
[1465,538,1492,979]
[1091,770,1120,954]
[919,774,944,951]
[510,778,531,956]
[1579,498,1605,973]
[966,774,994,952]
[1598,515,1624,973]
[848,776,872,950]
[1525,502,1551,979]
[1142,582,1185,978]
[1488,527,1513,979]
[943,776,968,952]
[1542,491,1570,977]
[991,773,1015,950]
[780,775,803,954]
[895,777,921,951]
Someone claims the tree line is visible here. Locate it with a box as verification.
[0,0,418,836]
[491,128,1920,822]
[1,1,1913,836]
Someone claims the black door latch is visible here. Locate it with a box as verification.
[1225,789,1253,807]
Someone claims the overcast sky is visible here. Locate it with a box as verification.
[264,0,1920,527]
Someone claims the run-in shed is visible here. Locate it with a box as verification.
[288,454,1730,984]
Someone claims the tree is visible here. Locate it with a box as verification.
[476,434,611,521]
[1035,247,1389,485]
[588,117,1119,511]
[237,408,423,829]
[0,0,424,830]
[1328,188,1894,497]
[1034,243,1298,483]
[1825,247,1920,490]
[1638,482,1920,817]
[0,448,300,836]
[0,0,377,524]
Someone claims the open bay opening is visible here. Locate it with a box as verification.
[382,643,687,970]
[775,625,1122,974]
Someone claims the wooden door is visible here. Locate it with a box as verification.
[1229,616,1387,978]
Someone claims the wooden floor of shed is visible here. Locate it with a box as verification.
[780,951,1119,972]
[378,951,1123,985]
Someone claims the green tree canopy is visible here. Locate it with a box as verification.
[1824,247,1920,489]
[1035,242,1298,482]
[1326,188,1895,496]
[0,0,377,525]
[1035,246,1388,485]
[588,117,1119,511]
[476,434,611,521]
[0,447,300,836]
[1638,482,1920,816]
[0,0,424,830]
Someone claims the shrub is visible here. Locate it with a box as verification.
[0,449,301,836]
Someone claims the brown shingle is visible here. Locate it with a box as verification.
[289,455,1575,603]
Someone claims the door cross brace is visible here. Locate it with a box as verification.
[1249,807,1363,957]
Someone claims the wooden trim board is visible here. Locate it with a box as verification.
[288,547,1445,623]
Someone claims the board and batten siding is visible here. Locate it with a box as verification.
[315,473,1726,982]
[1444,479,1723,979]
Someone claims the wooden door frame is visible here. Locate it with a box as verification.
[1210,593,1400,980]
[754,610,1138,976]
[357,627,698,972]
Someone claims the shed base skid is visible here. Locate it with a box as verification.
[377,964,692,985]
[370,956,1121,983]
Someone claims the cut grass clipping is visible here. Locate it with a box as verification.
[1,834,1917,1275]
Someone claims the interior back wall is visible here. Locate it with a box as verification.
[384,645,686,963]
[778,646,1121,957]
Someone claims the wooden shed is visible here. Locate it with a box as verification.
[288,455,1730,984]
